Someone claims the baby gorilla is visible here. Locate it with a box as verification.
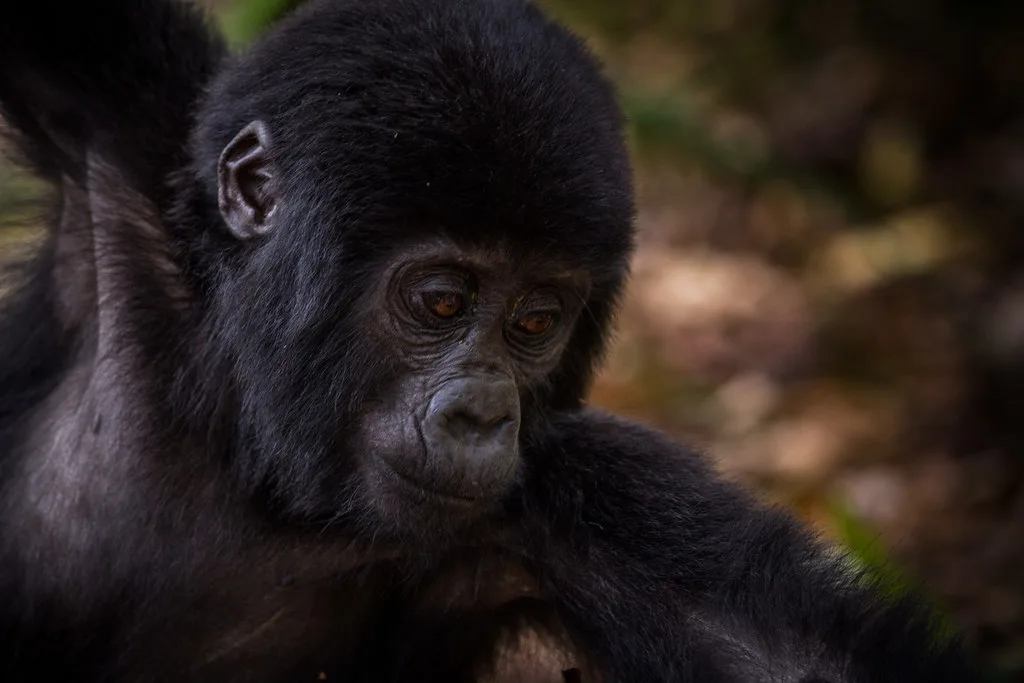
[0,0,979,681]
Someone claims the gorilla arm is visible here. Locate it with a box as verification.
[520,411,979,683]
[0,0,224,199]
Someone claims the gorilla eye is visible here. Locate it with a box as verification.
[424,291,464,319]
[517,312,555,335]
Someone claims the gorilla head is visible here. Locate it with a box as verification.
[181,0,635,539]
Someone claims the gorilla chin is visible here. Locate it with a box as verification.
[366,459,510,541]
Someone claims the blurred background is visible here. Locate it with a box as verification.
[3,0,1023,678]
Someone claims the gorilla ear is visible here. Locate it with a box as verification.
[217,120,278,239]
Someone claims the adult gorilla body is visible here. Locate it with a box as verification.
[0,0,977,681]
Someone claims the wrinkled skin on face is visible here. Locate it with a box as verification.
[353,242,590,529]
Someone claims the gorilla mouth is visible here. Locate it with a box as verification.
[376,455,481,506]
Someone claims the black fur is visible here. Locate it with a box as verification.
[518,412,978,682]
[0,0,979,681]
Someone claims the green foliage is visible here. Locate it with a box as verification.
[217,0,297,48]
[624,89,766,179]
[826,497,909,598]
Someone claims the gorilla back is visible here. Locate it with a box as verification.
[0,1,980,682]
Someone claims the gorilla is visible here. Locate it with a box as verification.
[0,0,980,681]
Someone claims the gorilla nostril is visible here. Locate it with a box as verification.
[443,410,472,427]
[443,410,512,436]
[423,377,522,461]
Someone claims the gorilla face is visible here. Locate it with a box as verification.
[353,240,590,530]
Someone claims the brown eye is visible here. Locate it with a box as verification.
[517,312,554,335]
[425,292,464,318]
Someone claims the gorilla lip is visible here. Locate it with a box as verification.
[376,455,481,506]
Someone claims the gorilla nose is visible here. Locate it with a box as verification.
[420,376,521,496]
[441,405,514,440]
